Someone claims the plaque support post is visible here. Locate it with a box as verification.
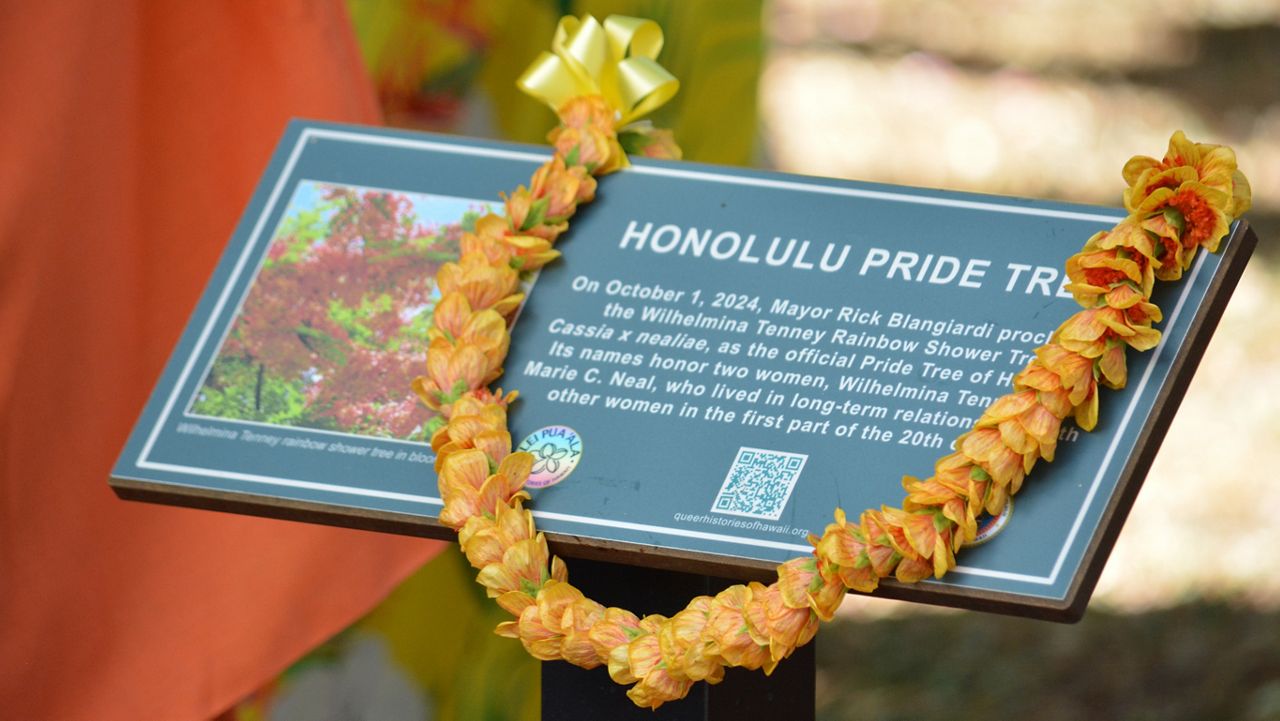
[540,559,815,721]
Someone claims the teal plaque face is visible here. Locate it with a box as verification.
[111,121,1254,620]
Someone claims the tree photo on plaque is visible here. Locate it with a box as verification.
[192,183,498,440]
[109,10,1262,715]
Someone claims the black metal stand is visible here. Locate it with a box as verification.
[541,559,815,720]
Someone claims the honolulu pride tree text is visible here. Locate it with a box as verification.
[617,220,1082,296]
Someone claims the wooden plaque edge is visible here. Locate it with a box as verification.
[1058,220,1258,619]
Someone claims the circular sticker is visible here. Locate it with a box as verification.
[964,498,1013,547]
[517,425,583,489]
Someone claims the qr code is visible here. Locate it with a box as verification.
[711,447,808,521]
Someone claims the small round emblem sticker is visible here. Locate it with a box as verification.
[517,425,583,489]
[965,498,1013,547]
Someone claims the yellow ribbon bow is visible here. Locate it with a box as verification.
[517,14,679,126]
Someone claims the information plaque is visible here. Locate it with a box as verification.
[112,121,1255,620]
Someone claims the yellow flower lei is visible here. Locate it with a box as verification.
[412,14,1254,710]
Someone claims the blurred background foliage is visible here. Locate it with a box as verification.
[346,0,764,165]
[227,1,1280,719]
[761,0,1280,254]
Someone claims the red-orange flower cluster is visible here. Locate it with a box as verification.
[1122,130,1251,277]
[809,131,1250,603]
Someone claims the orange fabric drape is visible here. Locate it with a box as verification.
[0,3,441,720]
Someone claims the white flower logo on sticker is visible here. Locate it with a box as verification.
[517,425,583,489]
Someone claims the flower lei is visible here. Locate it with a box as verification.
[411,14,1253,710]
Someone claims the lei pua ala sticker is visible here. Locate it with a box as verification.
[517,425,583,489]
[965,498,1013,547]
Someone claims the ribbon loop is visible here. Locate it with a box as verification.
[603,15,663,61]
[518,14,679,126]
[554,15,607,82]
[617,57,679,124]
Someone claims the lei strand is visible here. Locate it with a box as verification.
[412,21,1253,710]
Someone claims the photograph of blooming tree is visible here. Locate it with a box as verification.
[191,181,492,441]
